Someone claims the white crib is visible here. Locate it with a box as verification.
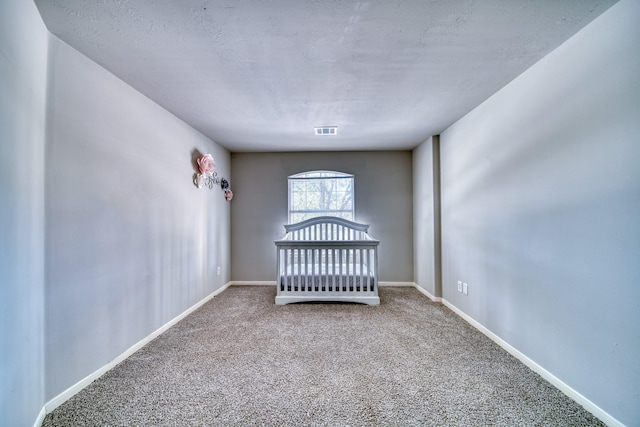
[275,216,380,306]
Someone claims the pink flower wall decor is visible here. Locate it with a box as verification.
[193,153,232,200]
[197,153,216,176]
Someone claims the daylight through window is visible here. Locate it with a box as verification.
[288,171,354,224]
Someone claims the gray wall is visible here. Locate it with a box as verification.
[231,152,413,282]
[44,37,231,401]
[417,0,638,424]
[0,0,49,425]
[412,136,440,297]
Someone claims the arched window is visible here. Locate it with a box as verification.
[288,171,354,224]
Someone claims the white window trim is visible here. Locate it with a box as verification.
[288,170,354,224]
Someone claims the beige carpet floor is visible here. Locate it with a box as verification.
[43,286,603,426]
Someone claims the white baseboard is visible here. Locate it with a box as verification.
[33,406,46,427]
[410,282,442,302]
[42,282,232,416]
[229,281,276,286]
[378,281,414,287]
[440,299,623,427]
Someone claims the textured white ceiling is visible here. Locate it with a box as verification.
[35,0,616,152]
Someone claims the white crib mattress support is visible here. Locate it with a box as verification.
[275,295,380,306]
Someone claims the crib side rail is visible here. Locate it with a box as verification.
[275,241,379,296]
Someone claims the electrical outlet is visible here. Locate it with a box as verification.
[463,282,468,295]
[216,266,221,275]
[457,281,463,292]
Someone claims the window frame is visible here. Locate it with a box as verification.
[288,170,354,224]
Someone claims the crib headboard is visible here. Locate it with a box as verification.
[282,216,373,241]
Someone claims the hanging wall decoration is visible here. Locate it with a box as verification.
[194,153,233,201]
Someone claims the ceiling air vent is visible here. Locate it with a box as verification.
[314,126,338,136]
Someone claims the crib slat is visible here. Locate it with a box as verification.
[323,248,328,291]
[324,248,329,292]
[358,248,364,291]
[328,248,333,292]
[290,248,294,291]
[312,248,316,292]
[304,248,308,292]
[338,249,343,292]
[352,249,356,293]
[298,248,302,292]
[324,248,328,292]
[371,248,375,292]
[345,249,350,292]
[297,248,302,292]
[340,249,343,292]
[320,249,325,291]
[307,249,312,292]
[319,247,323,292]
[368,248,372,292]
[364,248,368,293]
[291,248,295,291]
[287,249,292,291]
[310,249,314,292]
[331,249,338,292]
[289,248,293,291]
[336,248,340,292]
[345,249,351,293]
[288,248,291,291]
[345,247,355,293]
[362,248,366,292]
[303,249,308,292]
[281,248,285,291]
[303,248,308,292]
[352,248,356,292]
[336,248,340,291]
[308,248,312,292]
